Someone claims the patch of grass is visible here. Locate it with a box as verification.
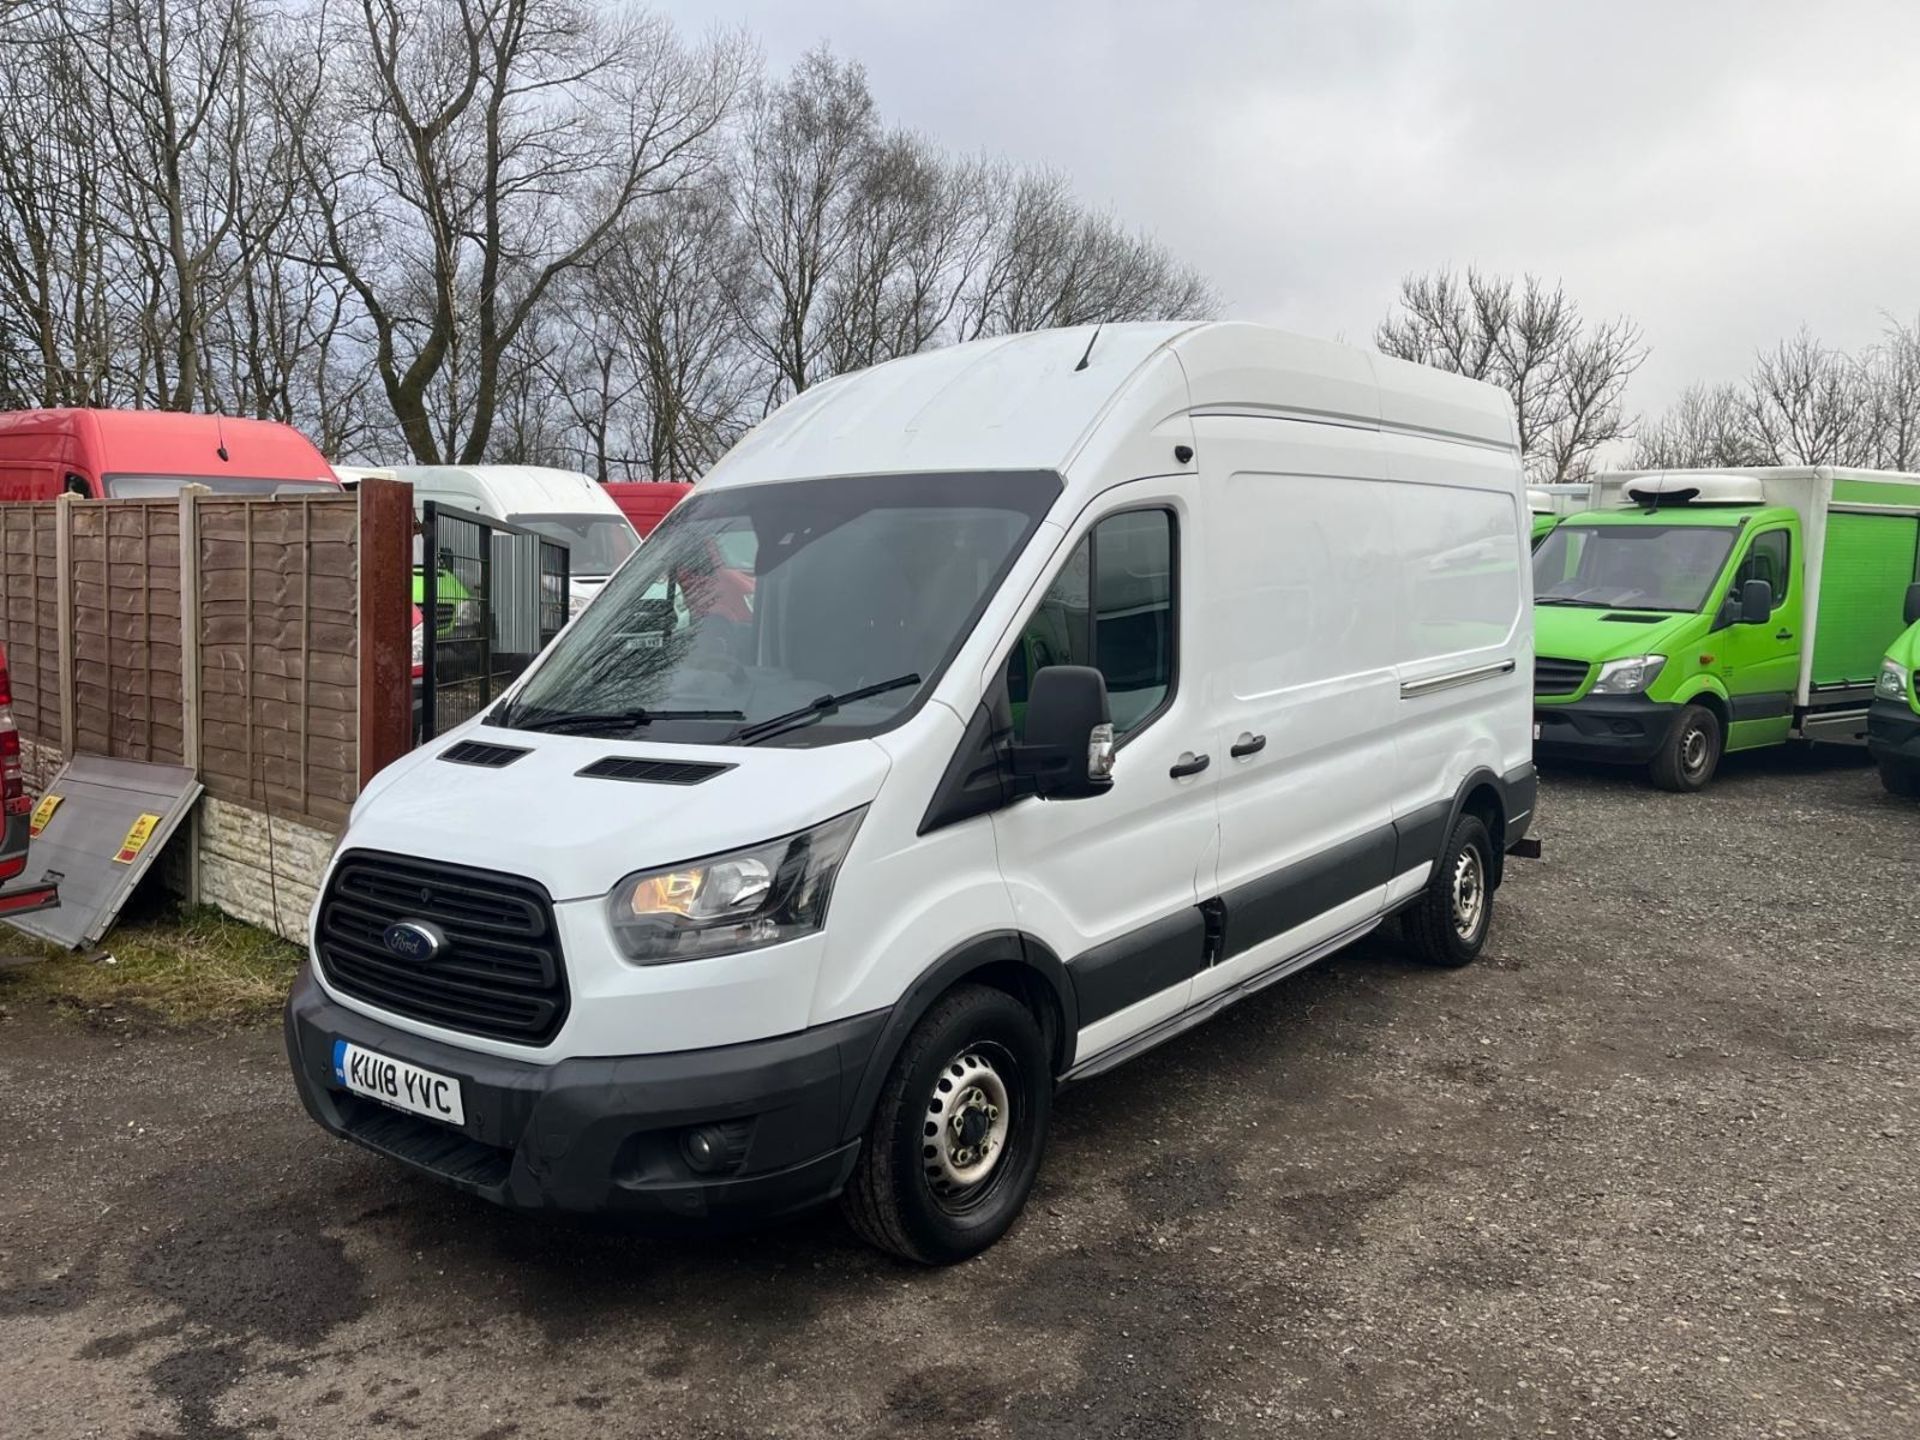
[1,901,302,1027]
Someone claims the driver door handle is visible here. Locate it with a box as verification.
[1169,751,1211,779]
[1775,628,1794,640]
[1229,732,1267,758]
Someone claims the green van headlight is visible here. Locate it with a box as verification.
[1877,659,1911,702]
[1590,654,1666,695]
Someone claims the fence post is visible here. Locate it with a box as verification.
[55,493,75,758]
[178,485,207,904]
[357,476,414,788]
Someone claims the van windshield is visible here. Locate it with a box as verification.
[103,474,340,498]
[503,471,1058,745]
[1533,523,1738,613]
[512,513,640,578]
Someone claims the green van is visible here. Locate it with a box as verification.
[1532,468,1920,790]
[1868,591,1920,795]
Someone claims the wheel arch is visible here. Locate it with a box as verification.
[1446,765,1509,888]
[839,931,1077,1146]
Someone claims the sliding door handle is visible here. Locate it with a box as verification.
[1229,732,1267,758]
[1774,628,1794,641]
[1169,752,1211,779]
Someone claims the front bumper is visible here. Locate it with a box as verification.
[285,966,887,1223]
[1867,697,1920,771]
[1534,695,1681,766]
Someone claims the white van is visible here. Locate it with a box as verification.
[286,323,1535,1262]
[394,464,640,609]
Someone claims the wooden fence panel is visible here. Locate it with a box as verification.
[0,504,62,747]
[195,495,361,827]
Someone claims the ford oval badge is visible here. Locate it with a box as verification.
[383,920,446,962]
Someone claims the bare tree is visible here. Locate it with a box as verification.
[1631,383,1771,468]
[734,46,880,405]
[1744,328,1863,466]
[288,0,747,463]
[0,5,121,406]
[1859,314,1920,472]
[963,168,1215,339]
[1377,267,1646,480]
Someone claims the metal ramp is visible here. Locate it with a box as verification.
[4,757,201,949]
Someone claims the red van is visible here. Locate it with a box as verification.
[602,480,693,537]
[0,409,340,500]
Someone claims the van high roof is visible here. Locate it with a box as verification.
[390,464,622,517]
[702,322,1519,496]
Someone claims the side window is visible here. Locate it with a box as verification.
[1733,530,1791,610]
[1007,508,1175,739]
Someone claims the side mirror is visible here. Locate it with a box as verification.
[1011,665,1114,800]
[1740,578,1773,626]
[1905,582,1920,627]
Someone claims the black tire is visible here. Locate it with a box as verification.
[1881,762,1920,798]
[1650,703,1722,792]
[841,984,1051,1265]
[1401,813,1494,968]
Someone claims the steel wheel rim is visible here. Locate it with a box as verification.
[922,1046,1015,1211]
[1682,723,1711,776]
[1451,845,1486,942]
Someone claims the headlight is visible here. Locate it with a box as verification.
[606,809,866,965]
[452,598,481,632]
[568,588,593,619]
[1590,654,1667,695]
[1878,658,1911,701]
[410,620,424,669]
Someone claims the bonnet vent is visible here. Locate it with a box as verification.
[439,740,532,768]
[576,756,735,786]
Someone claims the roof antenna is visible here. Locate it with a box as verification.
[1074,322,1104,373]
[215,413,230,463]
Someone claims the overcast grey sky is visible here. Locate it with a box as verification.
[655,0,1920,421]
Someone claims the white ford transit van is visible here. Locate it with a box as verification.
[286,323,1536,1263]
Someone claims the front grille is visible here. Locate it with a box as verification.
[317,850,568,1045]
[435,600,456,631]
[1534,656,1591,697]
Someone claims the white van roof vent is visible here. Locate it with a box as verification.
[1622,472,1766,507]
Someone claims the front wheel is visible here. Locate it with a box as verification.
[841,984,1052,1264]
[1402,812,1495,968]
[1650,703,1722,792]
[1881,761,1920,798]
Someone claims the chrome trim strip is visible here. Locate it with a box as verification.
[1399,659,1516,699]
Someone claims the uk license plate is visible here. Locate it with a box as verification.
[333,1039,465,1126]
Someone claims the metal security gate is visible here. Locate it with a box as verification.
[419,503,569,740]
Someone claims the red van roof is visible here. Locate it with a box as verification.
[0,408,336,483]
[603,480,693,537]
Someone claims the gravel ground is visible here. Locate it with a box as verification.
[1,748,1916,1440]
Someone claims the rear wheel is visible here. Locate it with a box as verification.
[1880,761,1920,797]
[1402,813,1494,968]
[841,984,1051,1264]
[1651,703,1722,792]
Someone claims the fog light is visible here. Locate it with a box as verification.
[679,1120,752,1175]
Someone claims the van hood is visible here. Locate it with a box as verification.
[1534,604,1700,665]
[338,730,892,902]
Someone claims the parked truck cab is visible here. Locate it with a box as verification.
[285,322,1536,1263]
[0,409,340,500]
[1533,468,1920,790]
[1868,587,1920,796]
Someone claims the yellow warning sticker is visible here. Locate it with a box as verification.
[114,813,163,865]
[29,793,63,837]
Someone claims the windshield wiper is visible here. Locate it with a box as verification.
[1534,596,1611,608]
[511,706,744,735]
[732,674,923,746]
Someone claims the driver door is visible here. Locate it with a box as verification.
[1714,522,1801,748]
[989,478,1220,1062]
